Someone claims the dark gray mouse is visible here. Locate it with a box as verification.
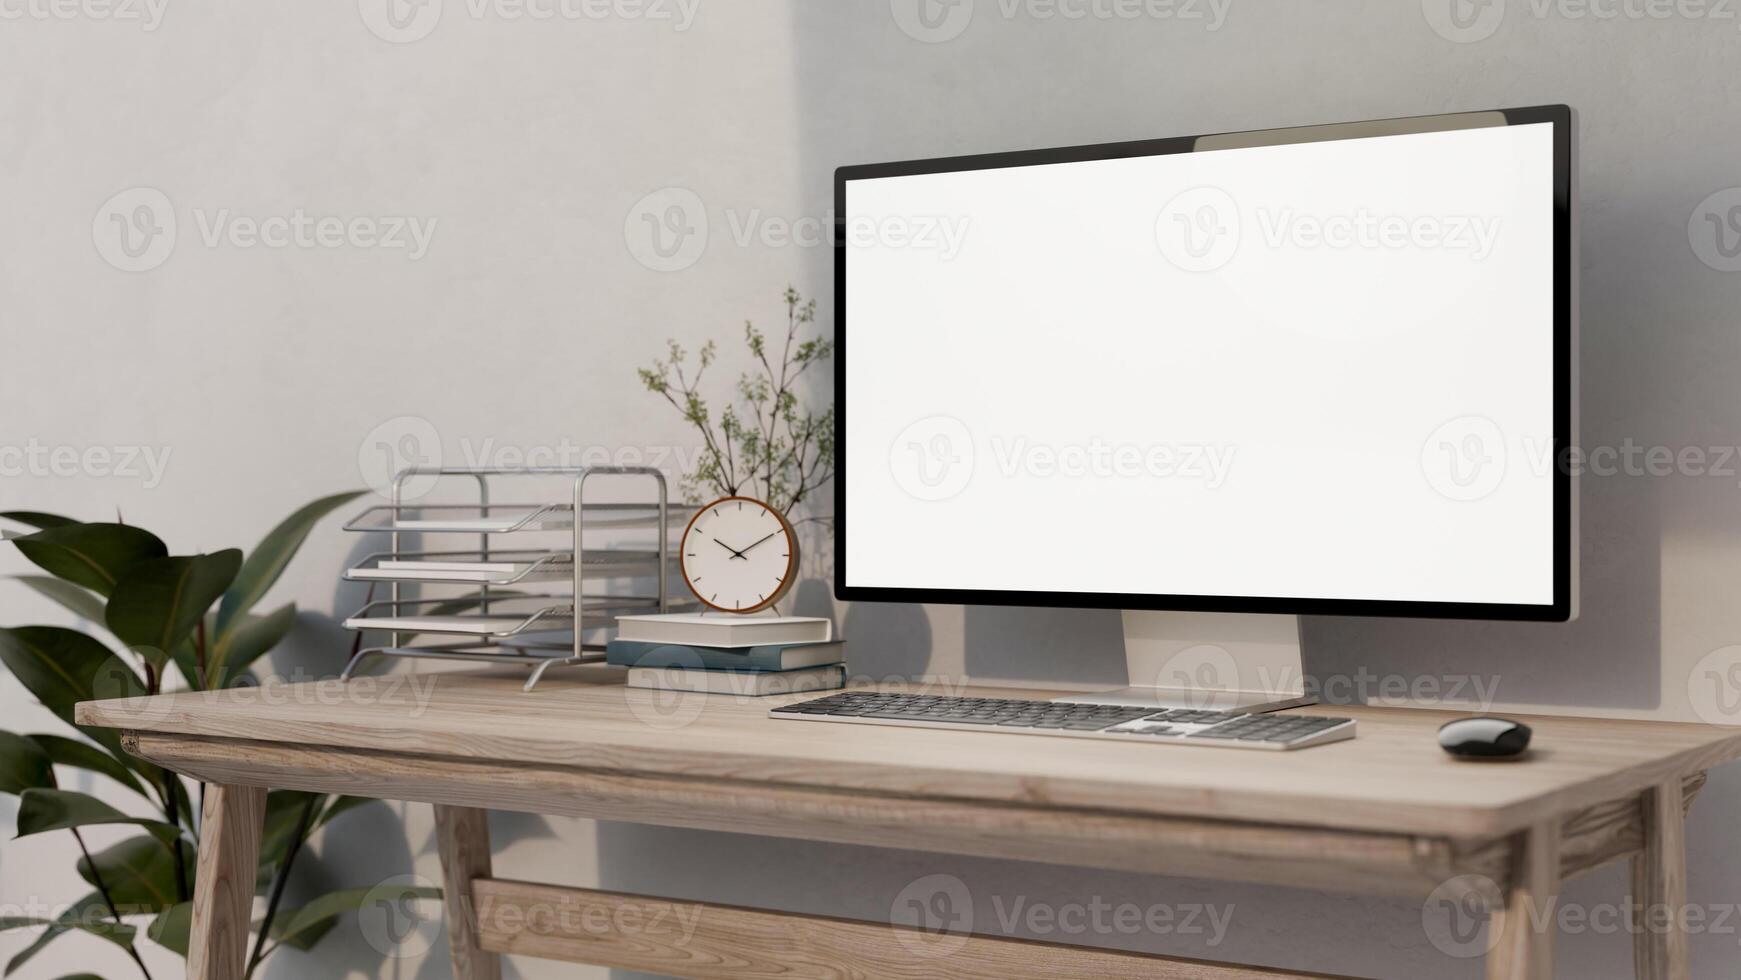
[1439,717,1532,759]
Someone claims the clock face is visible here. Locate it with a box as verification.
[679,497,799,613]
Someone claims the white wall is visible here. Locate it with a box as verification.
[4,2,1741,978]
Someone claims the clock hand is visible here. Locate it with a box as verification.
[713,537,749,560]
[738,531,783,554]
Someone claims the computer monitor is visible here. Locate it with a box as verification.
[835,106,1576,709]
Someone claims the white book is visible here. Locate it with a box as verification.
[615,614,833,648]
[626,665,846,697]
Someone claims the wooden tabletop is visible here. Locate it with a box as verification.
[75,669,1741,839]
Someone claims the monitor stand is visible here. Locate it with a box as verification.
[1051,611,1315,713]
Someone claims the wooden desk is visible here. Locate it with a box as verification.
[76,672,1741,980]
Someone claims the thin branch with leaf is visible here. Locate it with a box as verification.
[639,287,835,521]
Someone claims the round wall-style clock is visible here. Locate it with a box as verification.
[678,496,800,614]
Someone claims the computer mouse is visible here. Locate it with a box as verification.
[1438,717,1532,759]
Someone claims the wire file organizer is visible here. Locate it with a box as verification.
[339,466,693,691]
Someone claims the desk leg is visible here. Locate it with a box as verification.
[1487,819,1560,980]
[1632,779,1690,980]
[435,805,502,980]
[187,783,266,980]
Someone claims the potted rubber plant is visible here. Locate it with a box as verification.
[0,495,435,979]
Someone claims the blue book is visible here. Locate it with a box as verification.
[607,639,845,672]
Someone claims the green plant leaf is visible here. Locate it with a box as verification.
[217,491,364,635]
[3,891,137,975]
[28,734,147,799]
[146,902,190,957]
[271,912,338,952]
[76,835,194,913]
[10,524,167,597]
[167,632,202,691]
[256,790,323,890]
[14,788,182,843]
[209,603,296,689]
[105,551,243,673]
[0,732,53,796]
[318,795,378,828]
[0,626,144,762]
[0,511,79,530]
[271,885,441,951]
[11,576,107,625]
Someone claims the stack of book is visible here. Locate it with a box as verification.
[609,614,845,696]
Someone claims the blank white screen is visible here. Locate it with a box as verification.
[844,122,1556,606]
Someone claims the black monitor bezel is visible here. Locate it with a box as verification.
[833,105,1575,622]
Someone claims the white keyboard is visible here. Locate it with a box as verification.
[770,691,1356,750]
